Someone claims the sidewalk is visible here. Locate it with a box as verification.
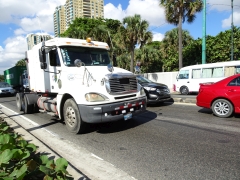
[170,92,197,104]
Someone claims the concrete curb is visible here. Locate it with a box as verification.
[0,111,86,180]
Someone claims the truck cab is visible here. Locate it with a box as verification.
[16,37,146,134]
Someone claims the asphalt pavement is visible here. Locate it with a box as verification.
[0,92,196,180]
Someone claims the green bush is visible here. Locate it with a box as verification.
[0,119,73,180]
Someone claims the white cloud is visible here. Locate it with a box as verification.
[0,36,27,74]
[14,28,26,36]
[207,0,240,28]
[0,0,65,32]
[222,11,240,28]
[104,0,166,27]
[0,0,65,74]
[104,3,126,22]
[207,0,240,12]
[153,33,164,41]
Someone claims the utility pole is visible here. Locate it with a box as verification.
[231,0,234,61]
[202,0,206,64]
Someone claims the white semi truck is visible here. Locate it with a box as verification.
[16,37,146,134]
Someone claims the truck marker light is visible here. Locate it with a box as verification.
[122,110,126,114]
[86,37,91,43]
[66,42,71,44]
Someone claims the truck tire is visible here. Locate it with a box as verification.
[23,94,34,114]
[63,98,85,134]
[16,93,24,111]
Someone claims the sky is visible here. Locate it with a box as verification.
[0,0,240,75]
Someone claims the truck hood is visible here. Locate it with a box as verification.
[83,66,134,80]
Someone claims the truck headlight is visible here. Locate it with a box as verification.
[144,87,156,91]
[85,93,109,102]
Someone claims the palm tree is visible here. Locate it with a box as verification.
[159,0,203,69]
[163,28,193,50]
[118,14,152,72]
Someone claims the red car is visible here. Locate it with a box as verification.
[196,74,240,118]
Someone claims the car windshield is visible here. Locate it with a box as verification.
[0,82,11,88]
[136,76,152,83]
[60,46,111,66]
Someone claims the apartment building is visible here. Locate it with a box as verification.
[26,34,52,50]
[54,6,66,37]
[54,0,104,37]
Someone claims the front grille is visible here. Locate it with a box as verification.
[108,77,137,94]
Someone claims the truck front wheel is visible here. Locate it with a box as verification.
[63,98,85,134]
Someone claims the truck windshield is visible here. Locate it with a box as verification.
[60,46,111,66]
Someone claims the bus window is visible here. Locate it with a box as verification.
[236,66,240,74]
[192,69,201,79]
[202,68,212,78]
[178,70,189,79]
[225,66,236,77]
[212,67,223,77]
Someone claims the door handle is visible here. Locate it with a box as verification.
[228,89,236,92]
[187,81,189,83]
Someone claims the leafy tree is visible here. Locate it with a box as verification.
[183,26,240,67]
[15,59,26,66]
[0,75,4,82]
[135,45,163,73]
[116,14,153,72]
[159,0,203,69]
[161,28,194,71]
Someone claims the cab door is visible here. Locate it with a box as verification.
[47,49,62,93]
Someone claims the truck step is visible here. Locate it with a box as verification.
[39,109,58,117]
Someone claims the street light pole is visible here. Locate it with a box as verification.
[202,0,206,64]
[231,0,234,61]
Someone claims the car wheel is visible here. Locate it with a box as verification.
[212,99,233,118]
[63,98,86,134]
[180,86,189,95]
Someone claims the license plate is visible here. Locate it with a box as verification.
[124,113,132,120]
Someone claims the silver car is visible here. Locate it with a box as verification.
[0,82,15,96]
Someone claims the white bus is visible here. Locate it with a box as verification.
[174,61,240,95]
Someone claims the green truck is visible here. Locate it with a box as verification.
[4,66,28,92]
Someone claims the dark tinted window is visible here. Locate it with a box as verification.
[228,77,240,86]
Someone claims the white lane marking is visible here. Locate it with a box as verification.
[91,153,103,160]
[0,104,57,137]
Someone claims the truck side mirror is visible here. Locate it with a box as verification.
[40,62,47,69]
[39,41,46,63]
[39,49,46,63]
